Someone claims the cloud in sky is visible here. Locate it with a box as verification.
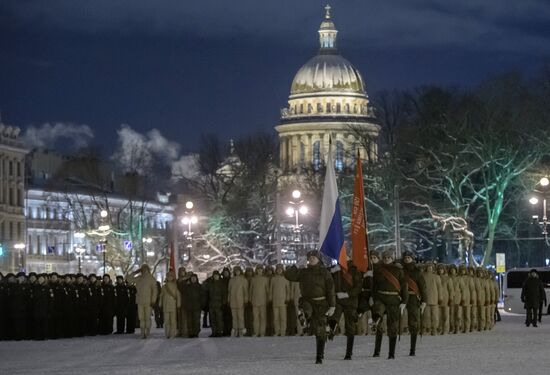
[3,0,550,55]
[22,123,94,150]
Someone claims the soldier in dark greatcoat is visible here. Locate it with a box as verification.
[32,274,53,340]
[284,250,336,364]
[328,260,362,360]
[86,274,101,336]
[371,250,408,359]
[402,250,427,356]
[10,272,29,340]
[206,270,227,337]
[0,273,8,340]
[114,275,129,334]
[126,282,138,334]
[99,274,115,334]
[183,273,203,338]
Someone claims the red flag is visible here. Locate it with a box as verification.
[169,241,176,272]
[351,151,369,272]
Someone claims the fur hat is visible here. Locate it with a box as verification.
[381,250,395,259]
[402,250,416,259]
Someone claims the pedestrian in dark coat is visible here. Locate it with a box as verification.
[521,269,545,327]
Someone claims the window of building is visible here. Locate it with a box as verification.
[312,141,321,171]
[336,103,341,113]
[345,103,350,113]
[335,141,344,172]
[326,103,331,113]
[16,161,21,177]
[317,103,323,113]
[9,161,13,176]
[307,103,313,113]
[299,103,304,113]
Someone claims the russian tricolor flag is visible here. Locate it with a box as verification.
[319,141,348,270]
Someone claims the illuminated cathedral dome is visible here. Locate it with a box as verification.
[275,5,379,176]
[290,5,366,98]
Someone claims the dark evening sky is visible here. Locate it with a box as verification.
[1,0,549,154]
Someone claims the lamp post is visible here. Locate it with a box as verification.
[530,176,550,247]
[13,242,26,273]
[181,201,198,264]
[286,190,308,263]
[74,231,86,273]
[98,210,110,273]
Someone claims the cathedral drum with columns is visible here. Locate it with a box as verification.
[276,5,380,175]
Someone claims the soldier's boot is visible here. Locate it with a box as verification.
[315,336,325,364]
[388,336,397,359]
[373,332,382,357]
[344,335,354,360]
[409,333,417,356]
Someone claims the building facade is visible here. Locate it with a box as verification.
[0,119,27,273]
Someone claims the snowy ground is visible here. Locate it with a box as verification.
[0,312,548,375]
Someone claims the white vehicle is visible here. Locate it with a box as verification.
[503,267,550,314]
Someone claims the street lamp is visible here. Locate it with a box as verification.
[180,201,198,264]
[530,176,550,245]
[287,190,308,235]
[13,243,25,273]
[73,231,86,273]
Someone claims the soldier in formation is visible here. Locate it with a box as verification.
[0,271,140,341]
[284,250,335,364]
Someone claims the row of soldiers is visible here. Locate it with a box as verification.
[280,249,501,364]
[171,264,305,339]
[0,271,139,340]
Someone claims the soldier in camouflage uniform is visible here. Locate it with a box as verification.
[284,250,335,364]
[402,251,427,356]
[457,265,471,333]
[448,265,461,334]
[371,250,407,359]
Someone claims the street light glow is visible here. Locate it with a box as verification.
[286,207,295,217]
[540,177,550,187]
[191,216,198,224]
[14,243,25,249]
[292,190,301,199]
[185,201,194,210]
[182,217,190,225]
[299,206,308,215]
[529,197,539,205]
[100,210,108,218]
[74,232,85,239]
[143,237,153,244]
[98,224,110,231]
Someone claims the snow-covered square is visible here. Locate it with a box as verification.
[0,312,547,375]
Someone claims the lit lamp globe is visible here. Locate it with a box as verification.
[292,190,301,199]
[100,210,108,218]
[185,201,194,210]
[299,206,308,215]
[191,216,198,224]
[540,177,549,187]
[529,197,539,205]
[286,207,295,217]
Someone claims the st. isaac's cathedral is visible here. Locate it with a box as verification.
[276,5,380,176]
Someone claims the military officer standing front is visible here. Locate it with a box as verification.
[284,250,336,364]
[371,250,408,359]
